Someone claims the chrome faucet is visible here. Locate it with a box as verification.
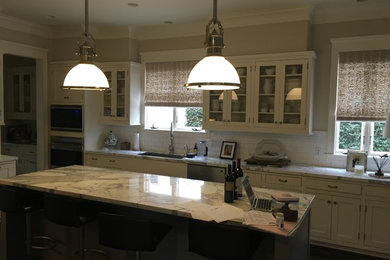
[168,122,174,154]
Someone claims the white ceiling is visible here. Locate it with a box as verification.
[1,0,390,29]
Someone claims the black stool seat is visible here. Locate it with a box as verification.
[44,194,97,227]
[0,186,43,213]
[188,219,263,260]
[98,212,171,252]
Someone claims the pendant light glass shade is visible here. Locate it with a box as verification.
[62,0,109,91]
[186,56,240,90]
[185,0,240,90]
[63,63,109,90]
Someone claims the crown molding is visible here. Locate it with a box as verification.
[0,13,52,38]
[51,25,136,39]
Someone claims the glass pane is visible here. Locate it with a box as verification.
[116,71,126,117]
[176,107,203,130]
[145,106,173,129]
[14,75,20,112]
[373,122,390,152]
[103,72,112,116]
[209,90,223,122]
[338,121,362,150]
[258,66,276,124]
[284,64,302,124]
[231,66,247,123]
[23,75,31,112]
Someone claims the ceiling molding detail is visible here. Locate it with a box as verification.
[0,13,52,38]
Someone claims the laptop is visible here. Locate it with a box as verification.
[242,175,273,212]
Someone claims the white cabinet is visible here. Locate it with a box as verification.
[4,67,36,120]
[49,62,84,104]
[303,177,362,246]
[245,170,262,187]
[264,172,302,192]
[364,185,390,253]
[2,143,37,174]
[204,62,251,129]
[203,51,315,134]
[0,160,16,177]
[0,54,3,125]
[84,152,187,178]
[98,62,141,126]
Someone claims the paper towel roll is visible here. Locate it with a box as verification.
[133,132,140,150]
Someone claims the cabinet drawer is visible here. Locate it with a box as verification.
[366,185,390,199]
[265,173,301,187]
[303,177,361,195]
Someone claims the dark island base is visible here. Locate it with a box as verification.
[1,195,310,260]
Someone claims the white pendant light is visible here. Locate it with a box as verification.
[185,0,240,90]
[63,0,109,91]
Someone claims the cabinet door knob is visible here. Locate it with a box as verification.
[333,201,337,205]
[278,179,288,183]
[327,200,331,204]
[328,185,338,189]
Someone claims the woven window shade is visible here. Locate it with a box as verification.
[145,61,203,107]
[337,50,390,121]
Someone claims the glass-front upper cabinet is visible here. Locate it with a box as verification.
[254,59,308,130]
[99,62,142,126]
[5,67,36,120]
[204,64,250,128]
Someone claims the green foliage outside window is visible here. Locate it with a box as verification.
[374,122,390,152]
[339,122,361,150]
[185,108,203,128]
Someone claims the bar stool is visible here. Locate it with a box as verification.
[0,186,56,260]
[98,212,172,260]
[188,219,263,260]
[44,194,106,260]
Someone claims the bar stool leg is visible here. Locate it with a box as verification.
[25,211,32,260]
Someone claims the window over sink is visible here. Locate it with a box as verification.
[144,60,203,131]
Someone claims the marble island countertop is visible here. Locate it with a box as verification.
[0,165,314,237]
[86,149,390,185]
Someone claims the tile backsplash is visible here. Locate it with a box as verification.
[98,126,389,173]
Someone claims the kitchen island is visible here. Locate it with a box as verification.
[0,165,314,260]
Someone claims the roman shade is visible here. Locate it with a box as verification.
[337,50,390,121]
[145,61,203,107]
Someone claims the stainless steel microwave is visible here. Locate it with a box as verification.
[50,105,82,132]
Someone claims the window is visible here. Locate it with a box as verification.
[144,61,203,131]
[335,49,390,154]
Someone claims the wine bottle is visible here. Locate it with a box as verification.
[232,161,238,200]
[236,159,243,197]
[224,164,234,203]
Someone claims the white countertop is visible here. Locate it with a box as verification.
[0,154,18,162]
[86,149,390,185]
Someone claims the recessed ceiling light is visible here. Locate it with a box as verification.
[48,15,56,19]
[128,3,139,7]
[356,0,368,2]
[164,21,173,24]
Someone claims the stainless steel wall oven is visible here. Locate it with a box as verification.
[50,136,83,167]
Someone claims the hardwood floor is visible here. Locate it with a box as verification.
[310,245,387,260]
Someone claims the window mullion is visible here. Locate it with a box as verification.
[173,107,178,130]
[361,122,371,152]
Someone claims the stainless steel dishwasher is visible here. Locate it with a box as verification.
[187,164,226,183]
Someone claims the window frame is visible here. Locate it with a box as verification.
[327,34,390,155]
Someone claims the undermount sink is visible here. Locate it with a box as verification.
[139,152,184,159]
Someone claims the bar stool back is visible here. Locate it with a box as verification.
[0,186,56,260]
[98,212,171,260]
[44,194,106,260]
[188,219,263,260]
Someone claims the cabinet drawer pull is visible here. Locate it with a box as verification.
[91,158,98,161]
[328,185,338,189]
[109,159,116,163]
[278,179,288,183]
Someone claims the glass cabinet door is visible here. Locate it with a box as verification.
[23,74,31,112]
[283,64,303,125]
[257,65,277,124]
[103,71,112,117]
[208,90,224,123]
[116,71,126,118]
[229,66,247,123]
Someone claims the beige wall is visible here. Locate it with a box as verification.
[0,27,51,50]
[310,18,390,131]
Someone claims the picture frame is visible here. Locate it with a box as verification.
[346,150,368,172]
[220,141,237,159]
